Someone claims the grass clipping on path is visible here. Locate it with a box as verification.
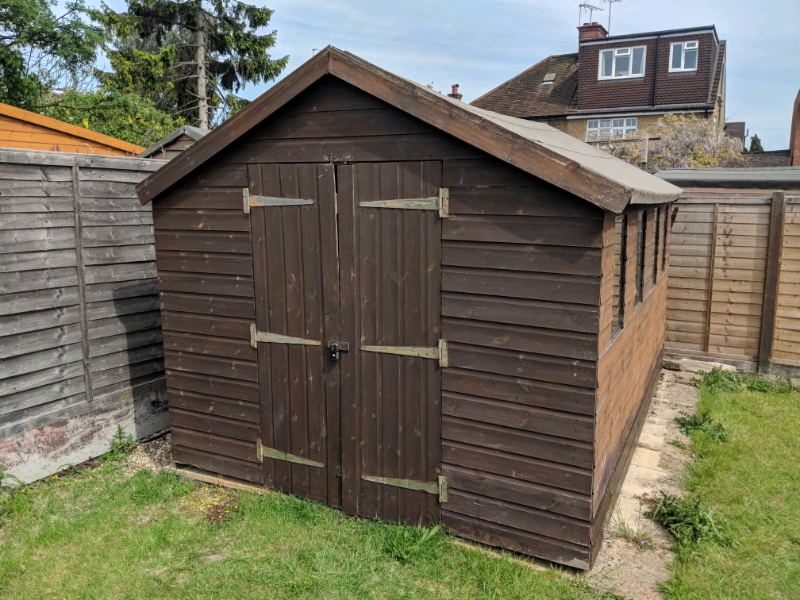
[0,466,610,600]
[659,368,800,599]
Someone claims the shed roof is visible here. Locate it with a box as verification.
[656,167,800,189]
[137,47,681,213]
[0,102,144,155]
[139,125,210,157]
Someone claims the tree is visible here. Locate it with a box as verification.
[0,0,104,109]
[101,0,288,128]
[600,114,740,173]
[749,134,764,153]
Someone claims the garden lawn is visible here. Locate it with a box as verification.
[661,382,800,599]
[0,464,610,600]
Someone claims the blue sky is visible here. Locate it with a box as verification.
[235,0,799,151]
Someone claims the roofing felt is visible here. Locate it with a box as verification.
[137,47,681,213]
[139,126,210,157]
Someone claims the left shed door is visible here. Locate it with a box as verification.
[248,163,341,507]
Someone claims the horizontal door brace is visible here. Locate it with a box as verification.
[257,440,324,468]
[243,189,314,213]
[358,188,449,218]
[362,475,448,503]
[250,324,321,349]
[360,339,448,367]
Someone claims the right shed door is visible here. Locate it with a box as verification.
[337,162,444,527]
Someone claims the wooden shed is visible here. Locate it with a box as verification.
[137,47,682,569]
[139,126,210,160]
[0,102,144,155]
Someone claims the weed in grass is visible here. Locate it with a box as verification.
[744,374,775,393]
[206,499,240,525]
[608,505,654,550]
[129,470,193,505]
[103,425,137,462]
[646,491,732,547]
[670,437,688,450]
[694,366,743,394]
[675,409,730,443]
[774,375,796,393]
[383,523,446,563]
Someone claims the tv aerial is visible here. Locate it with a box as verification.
[601,0,623,34]
[578,3,604,25]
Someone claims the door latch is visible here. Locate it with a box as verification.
[328,341,349,361]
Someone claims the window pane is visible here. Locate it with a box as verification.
[672,45,683,69]
[684,49,698,70]
[600,120,611,128]
[613,128,624,137]
[588,120,598,128]
[632,47,645,75]
[615,55,630,76]
[613,119,624,127]
[601,50,613,77]
[626,118,637,127]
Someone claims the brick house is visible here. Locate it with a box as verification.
[473,23,726,143]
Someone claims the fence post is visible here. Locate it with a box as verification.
[758,191,786,373]
[71,165,94,402]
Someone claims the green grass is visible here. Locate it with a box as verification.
[660,379,800,599]
[0,465,612,600]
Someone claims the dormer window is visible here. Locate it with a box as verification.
[542,73,556,85]
[598,46,646,80]
[669,41,698,72]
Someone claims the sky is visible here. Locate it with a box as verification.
[226,0,800,151]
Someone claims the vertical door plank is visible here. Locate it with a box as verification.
[250,164,272,488]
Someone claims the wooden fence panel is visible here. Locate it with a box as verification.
[0,149,168,483]
[772,196,800,367]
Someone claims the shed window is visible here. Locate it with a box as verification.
[635,210,646,307]
[599,46,646,80]
[587,118,637,140]
[653,207,660,286]
[669,41,698,72]
[611,214,627,338]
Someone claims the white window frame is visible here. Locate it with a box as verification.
[586,118,638,141]
[598,46,647,81]
[669,40,699,73]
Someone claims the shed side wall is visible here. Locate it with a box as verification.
[593,206,669,556]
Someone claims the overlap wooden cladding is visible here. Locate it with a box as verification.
[137,47,681,569]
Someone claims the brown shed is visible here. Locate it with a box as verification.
[137,47,681,569]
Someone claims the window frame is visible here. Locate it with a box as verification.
[669,40,699,73]
[653,207,660,286]
[598,45,647,81]
[661,207,668,274]
[586,117,638,141]
[635,210,646,307]
[612,214,627,340]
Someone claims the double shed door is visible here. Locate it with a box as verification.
[248,161,443,526]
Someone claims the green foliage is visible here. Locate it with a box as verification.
[675,409,730,443]
[744,374,775,393]
[774,375,795,393]
[647,492,732,547]
[99,0,288,126]
[103,425,136,462]
[749,134,764,153]
[0,0,104,108]
[0,464,22,489]
[382,523,445,563]
[40,88,184,146]
[694,366,743,394]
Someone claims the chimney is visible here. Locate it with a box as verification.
[791,88,800,166]
[578,22,608,41]
[448,84,462,101]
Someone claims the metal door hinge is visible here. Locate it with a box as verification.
[256,440,325,468]
[362,474,448,503]
[250,324,321,348]
[360,339,448,367]
[358,188,449,218]
[243,189,314,213]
